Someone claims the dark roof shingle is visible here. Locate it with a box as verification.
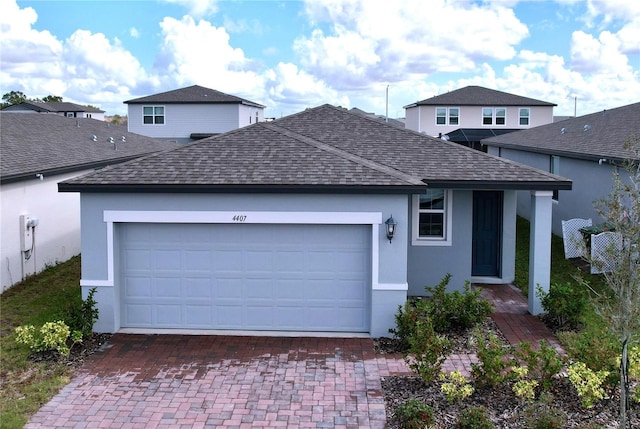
[124,85,265,108]
[482,102,640,161]
[59,104,571,193]
[404,86,556,108]
[0,113,179,183]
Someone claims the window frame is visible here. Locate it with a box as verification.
[411,190,453,246]
[143,105,165,125]
[435,107,460,126]
[519,108,530,126]
[482,107,507,126]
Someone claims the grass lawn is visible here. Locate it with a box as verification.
[0,256,82,429]
[514,215,608,294]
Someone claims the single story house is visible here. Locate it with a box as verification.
[482,102,640,237]
[124,85,266,143]
[404,86,556,151]
[0,113,178,291]
[2,101,105,120]
[59,105,571,337]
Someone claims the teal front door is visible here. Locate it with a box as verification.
[472,191,503,277]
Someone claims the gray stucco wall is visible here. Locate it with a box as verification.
[79,192,410,337]
[488,147,617,236]
[406,189,517,296]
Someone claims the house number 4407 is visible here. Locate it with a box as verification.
[232,215,247,222]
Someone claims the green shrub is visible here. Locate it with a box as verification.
[457,406,494,429]
[424,275,493,333]
[64,287,99,339]
[440,370,474,403]
[395,399,434,429]
[390,300,426,351]
[567,361,609,409]
[405,318,451,383]
[558,323,618,384]
[514,340,563,391]
[15,320,82,357]
[511,366,539,402]
[537,282,587,331]
[521,393,567,429]
[471,331,513,387]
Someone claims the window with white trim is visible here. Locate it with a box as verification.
[519,108,530,126]
[412,190,453,246]
[436,107,460,125]
[482,107,506,126]
[143,106,165,124]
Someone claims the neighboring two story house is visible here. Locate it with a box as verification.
[124,85,266,143]
[482,102,640,237]
[2,101,105,120]
[404,86,556,151]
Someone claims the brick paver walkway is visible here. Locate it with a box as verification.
[25,284,561,428]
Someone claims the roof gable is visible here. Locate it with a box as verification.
[2,101,104,113]
[59,104,570,193]
[124,85,265,108]
[405,86,556,108]
[0,113,179,182]
[482,102,640,161]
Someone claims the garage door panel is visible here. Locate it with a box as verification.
[120,223,370,332]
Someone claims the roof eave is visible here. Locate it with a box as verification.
[422,179,572,191]
[57,183,427,194]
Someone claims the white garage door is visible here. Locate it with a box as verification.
[119,223,371,332]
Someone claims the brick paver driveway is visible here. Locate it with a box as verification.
[26,334,408,428]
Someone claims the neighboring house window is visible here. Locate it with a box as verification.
[519,108,530,126]
[66,112,74,118]
[550,155,560,201]
[436,107,459,125]
[482,107,506,126]
[412,190,453,246]
[143,106,165,124]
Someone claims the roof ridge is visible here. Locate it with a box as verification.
[260,122,425,186]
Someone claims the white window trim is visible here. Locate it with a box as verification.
[435,107,460,126]
[482,107,507,127]
[411,192,453,246]
[142,105,165,125]
[519,108,530,126]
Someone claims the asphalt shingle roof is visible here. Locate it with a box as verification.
[482,102,640,161]
[124,85,265,108]
[3,101,104,113]
[59,104,571,193]
[0,113,179,183]
[404,86,556,108]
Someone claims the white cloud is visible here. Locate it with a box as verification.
[161,0,218,18]
[130,27,140,38]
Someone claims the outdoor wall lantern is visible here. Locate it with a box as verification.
[385,215,397,243]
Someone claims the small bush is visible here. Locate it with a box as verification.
[406,318,451,383]
[567,361,609,409]
[440,370,474,403]
[514,340,563,391]
[471,331,513,387]
[537,282,587,331]
[395,399,434,429]
[424,275,493,333]
[511,366,539,402]
[521,393,567,429]
[558,323,618,384]
[457,406,494,429]
[64,287,99,339]
[15,320,82,357]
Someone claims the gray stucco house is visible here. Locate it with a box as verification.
[404,86,556,151]
[125,85,266,143]
[482,102,640,237]
[59,105,571,337]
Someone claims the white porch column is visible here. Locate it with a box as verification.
[528,190,553,315]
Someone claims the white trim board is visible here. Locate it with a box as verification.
[81,210,384,288]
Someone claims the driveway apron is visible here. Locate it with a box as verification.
[25,335,393,429]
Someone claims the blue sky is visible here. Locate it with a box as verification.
[2,0,639,118]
